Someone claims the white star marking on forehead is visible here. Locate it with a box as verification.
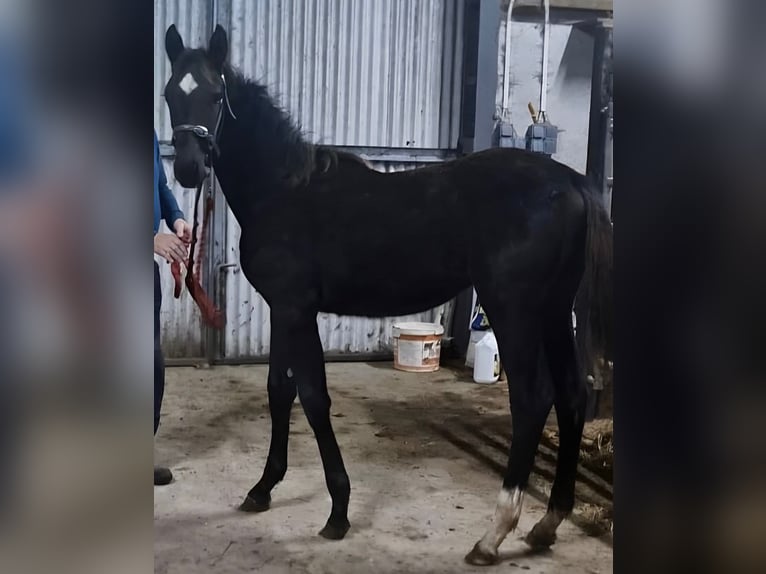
[179,72,199,95]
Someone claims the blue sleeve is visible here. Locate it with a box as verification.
[0,43,31,185]
[157,144,184,228]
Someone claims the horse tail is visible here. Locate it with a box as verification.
[574,178,613,375]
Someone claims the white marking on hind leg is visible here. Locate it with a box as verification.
[179,72,198,95]
[476,487,525,557]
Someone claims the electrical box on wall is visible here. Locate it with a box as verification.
[525,121,558,155]
[494,118,559,156]
[494,121,526,149]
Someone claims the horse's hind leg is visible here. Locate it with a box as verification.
[465,294,554,565]
[526,298,586,549]
[241,321,296,512]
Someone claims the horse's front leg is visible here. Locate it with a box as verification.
[290,317,351,540]
[240,322,296,512]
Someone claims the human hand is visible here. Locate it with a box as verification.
[173,218,192,244]
[154,232,188,263]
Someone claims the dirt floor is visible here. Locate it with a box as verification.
[154,362,613,574]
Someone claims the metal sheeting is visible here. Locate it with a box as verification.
[216,0,463,359]
[217,0,463,149]
[154,0,210,357]
[156,158,205,358]
[155,0,464,358]
[223,287,450,359]
[223,161,454,359]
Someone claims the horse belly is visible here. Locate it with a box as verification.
[319,243,469,317]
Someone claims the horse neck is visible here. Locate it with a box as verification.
[213,73,312,226]
[212,130,258,227]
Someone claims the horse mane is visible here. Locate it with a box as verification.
[224,66,371,190]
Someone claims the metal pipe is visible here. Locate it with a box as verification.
[168,343,461,367]
[168,354,392,367]
[501,0,516,121]
[539,0,551,121]
[205,0,222,364]
[159,143,458,163]
[211,353,395,366]
[166,357,210,368]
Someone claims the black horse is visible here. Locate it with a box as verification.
[163,25,612,566]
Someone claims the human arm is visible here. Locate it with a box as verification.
[156,149,186,234]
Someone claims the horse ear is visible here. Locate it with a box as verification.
[208,24,228,70]
[165,25,185,64]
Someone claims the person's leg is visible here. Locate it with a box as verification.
[154,261,164,434]
[0,273,19,519]
[154,261,172,485]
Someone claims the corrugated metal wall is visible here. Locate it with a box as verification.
[154,0,211,355]
[217,0,463,149]
[216,0,463,360]
[155,0,463,358]
[155,159,205,358]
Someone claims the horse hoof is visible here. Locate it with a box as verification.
[464,542,499,566]
[524,524,557,550]
[239,494,270,513]
[318,518,350,540]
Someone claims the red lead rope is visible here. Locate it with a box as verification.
[170,179,225,330]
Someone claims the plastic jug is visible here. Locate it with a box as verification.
[473,330,500,384]
[465,329,490,368]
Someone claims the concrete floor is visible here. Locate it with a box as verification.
[154,363,612,574]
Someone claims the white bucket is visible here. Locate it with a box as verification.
[392,322,444,373]
[473,330,500,384]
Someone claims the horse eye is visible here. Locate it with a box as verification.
[213,93,224,103]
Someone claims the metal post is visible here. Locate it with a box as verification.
[474,0,500,151]
[205,0,227,363]
[452,0,500,358]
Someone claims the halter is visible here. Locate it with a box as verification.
[172,73,237,162]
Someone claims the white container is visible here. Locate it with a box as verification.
[473,330,500,384]
[465,330,490,368]
[392,322,444,372]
